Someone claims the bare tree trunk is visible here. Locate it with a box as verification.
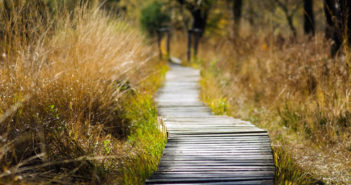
[275,0,298,37]
[303,0,315,36]
[327,0,351,56]
[330,0,342,57]
[287,15,297,37]
[340,0,351,45]
[324,0,336,39]
[190,4,210,57]
[233,0,243,37]
[191,8,209,38]
[177,0,211,59]
[187,30,192,61]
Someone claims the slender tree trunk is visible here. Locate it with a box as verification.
[233,0,243,37]
[287,15,297,37]
[275,0,297,37]
[324,0,335,39]
[191,7,209,57]
[340,0,351,45]
[331,0,343,57]
[187,30,192,61]
[247,1,255,26]
[303,0,315,36]
[191,9,208,38]
[177,0,211,59]
[346,1,351,46]
[327,0,351,57]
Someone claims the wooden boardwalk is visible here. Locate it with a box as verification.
[146,63,275,185]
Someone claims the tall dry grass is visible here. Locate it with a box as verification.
[197,33,351,184]
[0,2,159,184]
[201,34,351,145]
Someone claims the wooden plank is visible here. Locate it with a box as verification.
[159,158,274,162]
[158,162,275,167]
[164,142,272,145]
[166,139,270,142]
[162,149,272,152]
[161,154,274,158]
[162,152,273,156]
[164,123,254,126]
[168,133,270,138]
[145,180,274,185]
[159,157,274,161]
[163,147,272,150]
[164,125,259,129]
[164,144,272,148]
[167,136,270,138]
[166,139,271,142]
[148,174,274,180]
[167,131,268,136]
[157,166,275,171]
[164,145,272,149]
[150,174,274,180]
[165,141,272,144]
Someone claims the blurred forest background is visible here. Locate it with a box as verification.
[0,0,350,184]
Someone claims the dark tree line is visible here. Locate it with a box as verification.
[145,0,351,58]
[229,0,315,37]
[228,0,351,57]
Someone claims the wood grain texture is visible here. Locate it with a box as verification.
[146,63,274,185]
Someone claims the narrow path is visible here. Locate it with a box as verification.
[146,63,274,185]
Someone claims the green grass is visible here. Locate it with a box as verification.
[117,94,167,185]
[113,62,168,185]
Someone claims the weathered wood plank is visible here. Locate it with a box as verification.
[158,162,275,167]
[168,133,270,137]
[145,180,274,185]
[158,158,274,162]
[166,140,271,142]
[157,166,275,171]
[148,175,274,180]
[149,174,275,180]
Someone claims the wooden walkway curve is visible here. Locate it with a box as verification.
[146,63,275,185]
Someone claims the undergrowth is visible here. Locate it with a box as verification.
[0,2,167,184]
[117,93,167,185]
[116,63,168,185]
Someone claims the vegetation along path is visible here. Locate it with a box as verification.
[146,63,275,185]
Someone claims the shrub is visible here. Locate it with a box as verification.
[140,1,170,37]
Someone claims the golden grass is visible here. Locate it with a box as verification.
[197,33,351,184]
[0,3,166,184]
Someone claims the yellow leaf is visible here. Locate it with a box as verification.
[261,43,268,51]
